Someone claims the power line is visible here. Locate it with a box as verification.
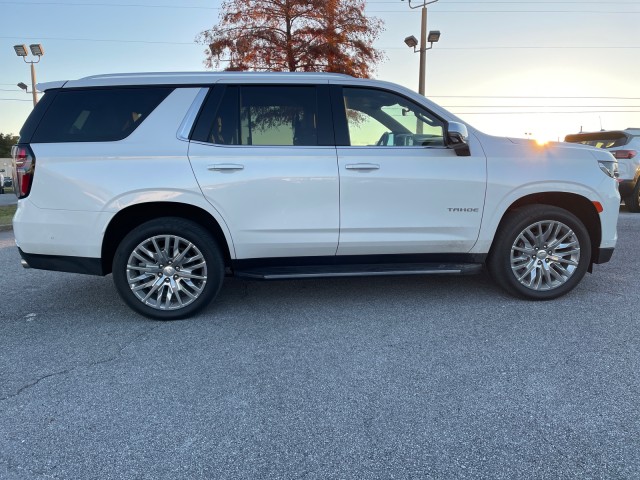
[3,0,637,3]
[1,36,639,50]
[371,0,639,2]
[0,1,218,8]
[0,35,194,45]
[387,46,640,50]
[2,1,639,13]
[370,11,640,13]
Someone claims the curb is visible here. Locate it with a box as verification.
[0,224,13,232]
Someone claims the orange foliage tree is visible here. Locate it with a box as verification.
[196,0,384,78]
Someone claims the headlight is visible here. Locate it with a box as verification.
[598,160,619,179]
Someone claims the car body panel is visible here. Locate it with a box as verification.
[13,72,619,274]
[336,140,487,255]
[15,87,237,258]
[188,143,340,258]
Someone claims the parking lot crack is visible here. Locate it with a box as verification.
[0,369,75,402]
[0,325,162,403]
[86,324,163,369]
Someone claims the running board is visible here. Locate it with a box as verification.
[234,263,483,280]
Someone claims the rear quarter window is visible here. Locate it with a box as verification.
[31,87,173,143]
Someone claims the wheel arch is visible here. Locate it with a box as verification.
[101,202,232,275]
[493,192,601,265]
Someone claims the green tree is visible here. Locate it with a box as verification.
[0,133,19,158]
[196,0,384,78]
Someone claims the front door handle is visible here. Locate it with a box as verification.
[208,164,245,171]
[345,163,380,171]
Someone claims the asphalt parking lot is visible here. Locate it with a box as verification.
[0,211,638,479]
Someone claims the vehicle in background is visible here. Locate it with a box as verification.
[565,129,640,211]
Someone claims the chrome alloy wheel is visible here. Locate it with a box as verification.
[510,220,580,291]
[126,235,208,311]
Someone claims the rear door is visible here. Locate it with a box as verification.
[187,84,340,259]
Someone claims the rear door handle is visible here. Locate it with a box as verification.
[345,163,380,171]
[208,163,244,171]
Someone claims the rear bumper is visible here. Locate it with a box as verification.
[18,248,104,276]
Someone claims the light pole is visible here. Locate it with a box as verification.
[13,44,44,107]
[401,0,440,96]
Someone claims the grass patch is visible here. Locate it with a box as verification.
[0,204,16,226]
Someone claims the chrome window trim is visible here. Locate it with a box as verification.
[188,140,336,150]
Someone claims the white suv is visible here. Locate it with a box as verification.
[11,72,619,319]
[565,129,640,211]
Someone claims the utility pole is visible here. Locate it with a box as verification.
[29,61,38,107]
[418,5,428,95]
[402,0,440,96]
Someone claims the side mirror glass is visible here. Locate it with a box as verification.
[447,121,471,157]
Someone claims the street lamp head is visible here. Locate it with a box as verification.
[14,41,43,106]
[404,35,419,49]
[29,44,44,57]
[427,30,441,43]
[13,44,28,57]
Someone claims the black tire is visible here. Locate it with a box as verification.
[487,205,591,300]
[112,217,225,320]
[624,181,640,212]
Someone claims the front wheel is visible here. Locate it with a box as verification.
[487,205,591,300]
[112,218,225,320]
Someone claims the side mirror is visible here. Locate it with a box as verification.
[446,121,471,157]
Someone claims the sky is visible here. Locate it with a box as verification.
[1,0,639,142]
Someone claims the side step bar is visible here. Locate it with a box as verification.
[234,263,483,280]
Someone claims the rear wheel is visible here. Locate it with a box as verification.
[487,205,591,300]
[624,181,640,212]
[112,218,224,320]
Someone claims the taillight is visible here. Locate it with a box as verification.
[11,144,36,199]
[612,149,637,159]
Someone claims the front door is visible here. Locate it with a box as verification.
[334,86,487,256]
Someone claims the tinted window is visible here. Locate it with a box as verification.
[18,89,59,142]
[565,131,630,149]
[195,86,320,146]
[342,87,444,147]
[32,87,172,143]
